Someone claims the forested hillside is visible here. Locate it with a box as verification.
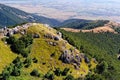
[59,19,109,29]
[57,29,120,80]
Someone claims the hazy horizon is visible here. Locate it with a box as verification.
[1,0,120,22]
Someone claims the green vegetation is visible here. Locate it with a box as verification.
[1,56,23,80]
[0,24,96,80]
[30,69,40,77]
[7,34,33,57]
[59,19,109,29]
[58,29,120,80]
[64,74,74,80]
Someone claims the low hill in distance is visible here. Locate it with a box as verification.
[59,19,109,29]
[61,21,120,34]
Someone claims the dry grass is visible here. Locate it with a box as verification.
[0,40,17,73]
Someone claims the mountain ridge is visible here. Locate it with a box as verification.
[0,4,60,28]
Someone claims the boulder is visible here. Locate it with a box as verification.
[57,32,62,38]
[59,50,72,64]
[84,56,90,63]
[54,36,60,41]
[53,42,58,46]
[44,34,54,39]
[75,55,81,62]
[33,34,40,38]
[48,41,58,46]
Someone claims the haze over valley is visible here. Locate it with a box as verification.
[1,0,120,22]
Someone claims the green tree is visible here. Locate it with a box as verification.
[11,66,21,76]
[11,40,25,53]
[6,36,16,44]
[20,34,33,47]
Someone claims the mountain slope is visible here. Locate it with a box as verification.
[0,40,17,73]
[61,21,120,33]
[59,19,109,29]
[0,23,96,80]
[0,4,60,28]
[58,29,120,80]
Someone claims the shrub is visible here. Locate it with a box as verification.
[12,56,21,64]
[64,75,75,80]
[50,52,55,57]
[62,68,70,76]
[30,69,40,77]
[54,68,61,76]
[44,72,54,80]
[11,66,21,76]
[11,40,25,54]
[24,58,32,68]
[6,36,16,44]
[20,34,33,47]
[15,61,23,69]
[32,57,38,63]
[21,50,29,58]
[2,68,11,80]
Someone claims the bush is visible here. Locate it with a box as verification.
[64,75,75,80]
[50,52,55,57]
[54,68,61,76]
[12,56,23,69]
[30,69,40,77]
[44,72,54,80]
[21,50,29,58]
[62,68,70,76]
[15,61,23,69]
[12,56,21,64]
[2,68,11,80]
[6,36,16,44]
[9,34,33,57]
[32,57,38,63]
[24,58,32,68]
[20,34,33,47]
[11,66,21,76]
[11,40,25,54]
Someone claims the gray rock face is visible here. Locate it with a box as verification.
[59,50,72,63]
[59,50,81,66]
[44,33,60,41]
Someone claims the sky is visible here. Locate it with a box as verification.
[0,0,120,22]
